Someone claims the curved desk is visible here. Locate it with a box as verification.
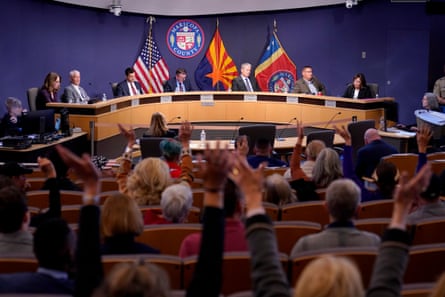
[47,92,394,141]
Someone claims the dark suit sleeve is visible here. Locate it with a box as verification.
[163,80,173,92]
[231,77,241,91]
[185,79,193,91]
[252,77,261,91]
[136,82,144,94]
[360,86,372,99]
[343,85,352,98]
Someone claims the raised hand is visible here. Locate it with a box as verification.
[236,135,249,158]
[334,125,351,146]
[37,157,56,179]
[179,121,192,146]
[416,124,432,153]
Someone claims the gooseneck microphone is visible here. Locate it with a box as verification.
[277,117,297,141]
[168,116,181,124]
[231,117,245,143]
[324,112,342,128]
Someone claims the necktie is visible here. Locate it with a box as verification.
[130,83,138,95]
[245,78,253,92]
[180,82,185,92]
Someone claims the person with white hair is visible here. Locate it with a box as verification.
[290,178,380,255]
[62,69,89,103]
[0,97,25,136]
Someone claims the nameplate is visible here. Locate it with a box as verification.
[286,96,299,104]
[131,99,139,106]
[244,94,257,102]
[160,96,172,103]
[110,104,117,112]
[325,100,336,107]
[200,94,214,106]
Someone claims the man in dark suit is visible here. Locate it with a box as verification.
[116,67,144,97]
[231,62,260,92]
[292,65,327,95]
[163,68,193,92]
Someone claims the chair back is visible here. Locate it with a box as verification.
[27,87,39,111]
[358,199,394,219]
[347,120,376,163]
[427,151,445,161]
[0,256,38,273]
[430,160,445,176]
[281,201,330,226]
[381,153,418,178]
[401,283,435,297]
[273,221,321,255]
[306,130,335,148]
[411,218,445,245]
[139,137,165,159]
[368,83,379,98]
[111,82,119,97]
[405,243,445,283]
[238,124,276,155]
[355,218,391,237]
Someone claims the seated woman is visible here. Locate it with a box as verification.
[0,97,25,136]
[342,73,372,99]
[143,112,177,138]
[422,92,440,111]
[36,72,61,110]
[101,192,159,255]
[264,173,297,206]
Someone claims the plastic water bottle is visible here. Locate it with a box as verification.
[379,116,385,131]
[200,130,206,147]
[102,93,107,101]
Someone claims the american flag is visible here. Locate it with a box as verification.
[133,33,169,93]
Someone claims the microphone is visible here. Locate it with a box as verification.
[324,111,342,128]
[168,116,181,123]
[277,117,297,141]
[231,117,244,144]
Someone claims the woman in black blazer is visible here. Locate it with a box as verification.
[342,73,372,99]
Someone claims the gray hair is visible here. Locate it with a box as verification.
[5,97,22,110]
[423,92,439,110]
[312,148,343,188]
[69,69,80,77]
[160,183,193,223]
[264,173,297,206]
[326,179,361,221]
[240,63,252,70]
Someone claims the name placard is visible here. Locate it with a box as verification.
[325,100,336,107]
[110,104,117,112]
[160,96,172,103]
[200,94,214,106]
[286,96,299,104]
[131,99,139,106]
[244,94,257,102]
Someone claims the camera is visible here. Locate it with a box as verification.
[345,0,353,8]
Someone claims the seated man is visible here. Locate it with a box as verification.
[62,69,90,103]
[407,174,445,223]
[163,68,193,92]
[179,179,247,257]
[290,178,380,255]
[355,128,398,179]
[0,162,32,192]
[247,138,287,169]
[292,65,327,95]
[116,67,143,97]
[231,62,260,92]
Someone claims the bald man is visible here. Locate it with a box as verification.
[355,128,398,179]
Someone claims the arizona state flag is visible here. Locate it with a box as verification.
[255,31,297,93]
[195,27,238,91]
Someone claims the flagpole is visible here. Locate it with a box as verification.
[216,18,220,91]
[147,16,155,93]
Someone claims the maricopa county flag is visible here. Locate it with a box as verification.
[255,31,297,93]
[195,28,238,90]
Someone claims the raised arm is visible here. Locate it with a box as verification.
[115,123,136,194]
[178,121,194,185]
[415,124,432,173]
[290,121,308,181]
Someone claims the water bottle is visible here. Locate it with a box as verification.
[200,130,206,147]
[379,116,385,131]
[375,93,379,99]
[102,93,107,101]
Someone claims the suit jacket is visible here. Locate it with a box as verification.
[231,76,260,92]
[355,139,398,178]
[116,80,143,97]
[0,272,74,294]
[342,85,372,99]
[36,88,59,110]
[292,76,326,95]
[62,84,89,103]
[163,78,193,92]
[407,202,445,224]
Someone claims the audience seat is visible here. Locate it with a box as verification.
[381,153,419,178]
[99,177,120,192]
[0,256,38,273]
[281,201,330,226]
[183,251,288,295]
[354,218,391,238]
[139,137,165,159]
[289,246,378,288]
[135,224,202,255]
[26,190,50,209]
[306,129,335,148]
[357,199,394,219]
[315,188,327,200]
[139,205,201,224]
[404,243,445,284]
[40,205,83,224]
[102,254,183,289]
[262,202,280,221]
[411,218,445,245]
[27,178,46,191]
[401,283,435,297]
[430,160,445,176]
[347,119,376,163]
[192,189,204,209]
[427,151,445,161]
[273,221,321,255]
[263,167,288,177]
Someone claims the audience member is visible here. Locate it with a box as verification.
[312,147,343,188]
[247,138,287,168]
[143,111,177,138]
[422,92,440,111]
[292,65,327,95]
[159,138,182,178]
[101,192,159,255]
[231,62,260,92]
[264,173,297,206]
[41,149,82,191]
[163,68,193,92]
[0,162,32,192]
[301,139,326,178]
[179,178,247,257]
[144,183,193,224]
[116,67,143,97]
[36,72,61,110]
[62,69,90,103]
[342,73,372,99]
[291,178,380,255]
[433,64,445,106]
[355,128,398,179]
[0,218,75,294]
[0,97,25,136]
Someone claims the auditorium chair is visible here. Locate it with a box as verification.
[40,205,83,224]
[0,256,38,273]
[280,201,330,226]
[192,188,204,209]
[111,82,119,97]
[381,153,419,178]
[404,243,445,284]
[102,254,183,289]
[139,137,165,159]
[238,124,276,155]
[135,224,202,255]
[306,129,335,148]
[427,151,445,161]
[262,202,280,221]
[99,177,120,192]
[289,246,378,288]
[401,283,435,297]
[263,167,288,177]
[27,87,39,111]
[183,251,288,295]
[430,160,445,176]
[411,218,445,245]
[354,218,391,238]
[139,205,201,224]
[26,190,50,209]
[273,221,321,255]
[357,199,394,219]
[27,177,46,191]
[347,119,376,163]
[368,83,379,98]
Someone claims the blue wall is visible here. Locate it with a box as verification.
[0,0,442,124]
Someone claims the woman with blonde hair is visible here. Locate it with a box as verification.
[264,173,297,206]
[101,192,159,254]
[143,112,176,138]
[312,147,343,188]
